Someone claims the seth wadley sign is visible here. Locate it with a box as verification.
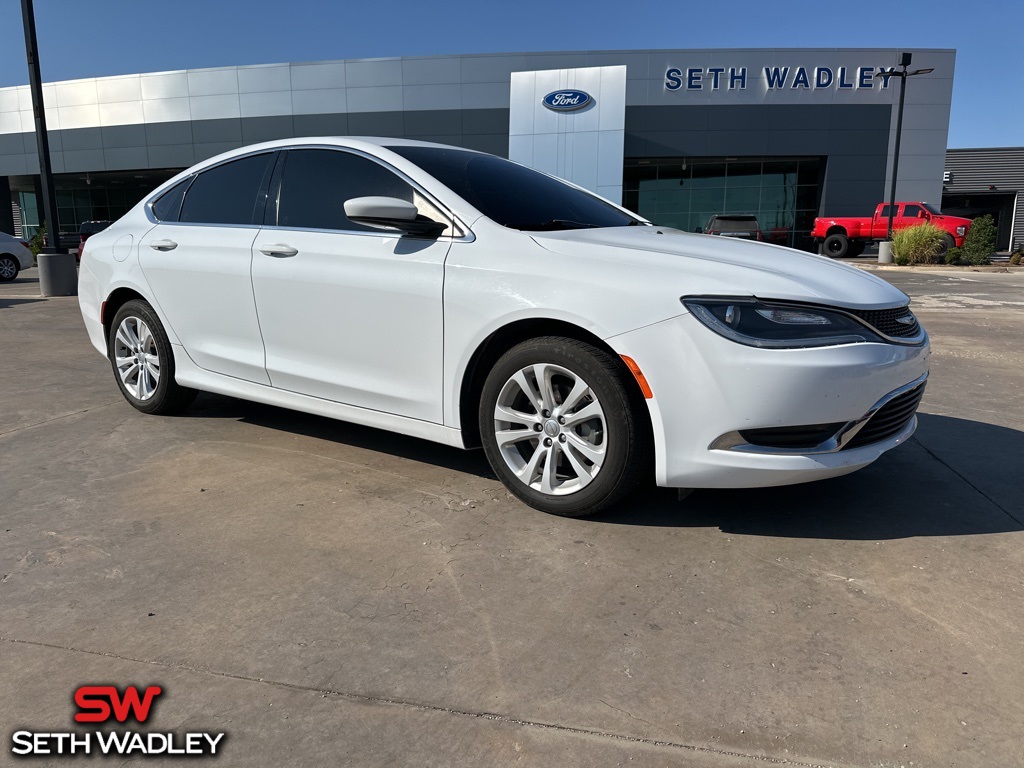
[664,65,902,91]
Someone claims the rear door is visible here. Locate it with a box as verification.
[250,147,452,422]
[139,152,277,384]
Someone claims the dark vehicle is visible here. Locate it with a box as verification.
[704,214,763,241]
[77,221,113,262]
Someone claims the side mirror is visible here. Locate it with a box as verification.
[918,210,928,219]
[344,196,447,237]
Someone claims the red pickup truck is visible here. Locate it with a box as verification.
[812,202,971,258]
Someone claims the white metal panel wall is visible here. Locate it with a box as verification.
[508,66,626,203]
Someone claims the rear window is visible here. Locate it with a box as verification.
[179,153,276,226]
[710,216,759,232]
[79,221,112,235]
[151,179,191,222]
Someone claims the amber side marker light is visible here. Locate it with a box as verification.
[620,355,654,399]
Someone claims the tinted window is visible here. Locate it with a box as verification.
[711,216,759,233]
[79,220,112,235]
[151,180,190,222]
[903,204,923,219]
[180,153,275,226]
[387,146,639,231]
[879,205,892,219]
[276,149,418,232]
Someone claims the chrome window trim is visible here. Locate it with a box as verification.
[710,372,928,455]
[143,144,474,243]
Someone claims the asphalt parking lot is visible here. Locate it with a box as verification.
[2,266,1022,767]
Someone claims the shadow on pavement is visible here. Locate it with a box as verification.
[184,395,1022,540]
[187,392,496,480]
[596,414,1023,539]
[0,297,46,309]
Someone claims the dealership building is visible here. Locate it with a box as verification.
[0,48,956,249]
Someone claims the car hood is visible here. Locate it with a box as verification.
[932,214,973,227]
[530,226,910,309]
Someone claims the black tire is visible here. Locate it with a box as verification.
[847,240,866,258]
[479,336,649,517]
[822,234,850,258]
[108,299,197,415]
[937,233,955,256]
[0,254,19,282]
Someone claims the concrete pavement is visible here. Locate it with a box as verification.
[1,267,1022,767]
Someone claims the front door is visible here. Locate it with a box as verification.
[250,148,452,423]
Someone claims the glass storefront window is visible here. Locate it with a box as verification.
[623,156,823,250]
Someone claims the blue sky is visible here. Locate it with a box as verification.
[0,0,1020,147]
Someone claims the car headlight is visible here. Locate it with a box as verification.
[956,225,966,236]
[682,297,884,348]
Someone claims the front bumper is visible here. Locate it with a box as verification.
[609,312,930,489]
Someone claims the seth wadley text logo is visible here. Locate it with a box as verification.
[10,685,227,758]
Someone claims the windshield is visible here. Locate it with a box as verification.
[921,202,941,215]
[387,146,640,231]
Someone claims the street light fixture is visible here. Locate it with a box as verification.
[20,0,77,296]
[878,52,935,263]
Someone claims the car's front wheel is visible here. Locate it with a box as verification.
[0,254,20,282]
[479,337,648,517]
[108,299,197,415]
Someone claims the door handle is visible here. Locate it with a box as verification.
[149,239,178,251]
[259,244,298,258]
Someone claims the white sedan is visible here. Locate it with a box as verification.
[0,231,33,281]
[78,138,929,517]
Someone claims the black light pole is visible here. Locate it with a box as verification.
[21,0,77,296]
[879,52,934,262]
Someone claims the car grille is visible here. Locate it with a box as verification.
[844,382,926,449]
[846,306,920,339]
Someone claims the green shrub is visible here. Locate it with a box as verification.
[947,215,995,266]
[892,222,945,265]
[1010,252,1022,266]
[944,246,961,265]
[28,225,45,258]
[894,253,911,266]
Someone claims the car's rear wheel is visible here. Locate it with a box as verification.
[479,337,648,517]
[0,254,19,282]
[822,234,849,258]
[108,299,197,415]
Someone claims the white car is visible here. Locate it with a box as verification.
[78,138,929,517]
[0,231,33,281]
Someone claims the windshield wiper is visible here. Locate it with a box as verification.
[528,219,603,231]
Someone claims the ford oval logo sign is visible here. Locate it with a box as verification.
[542,90,593,112]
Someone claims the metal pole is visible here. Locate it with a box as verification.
[21,0,77,296]
[885,64,909,240]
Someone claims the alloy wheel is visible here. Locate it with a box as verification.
[113,316,160,401]
[493,363,607,495]
[0,257,16,279]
